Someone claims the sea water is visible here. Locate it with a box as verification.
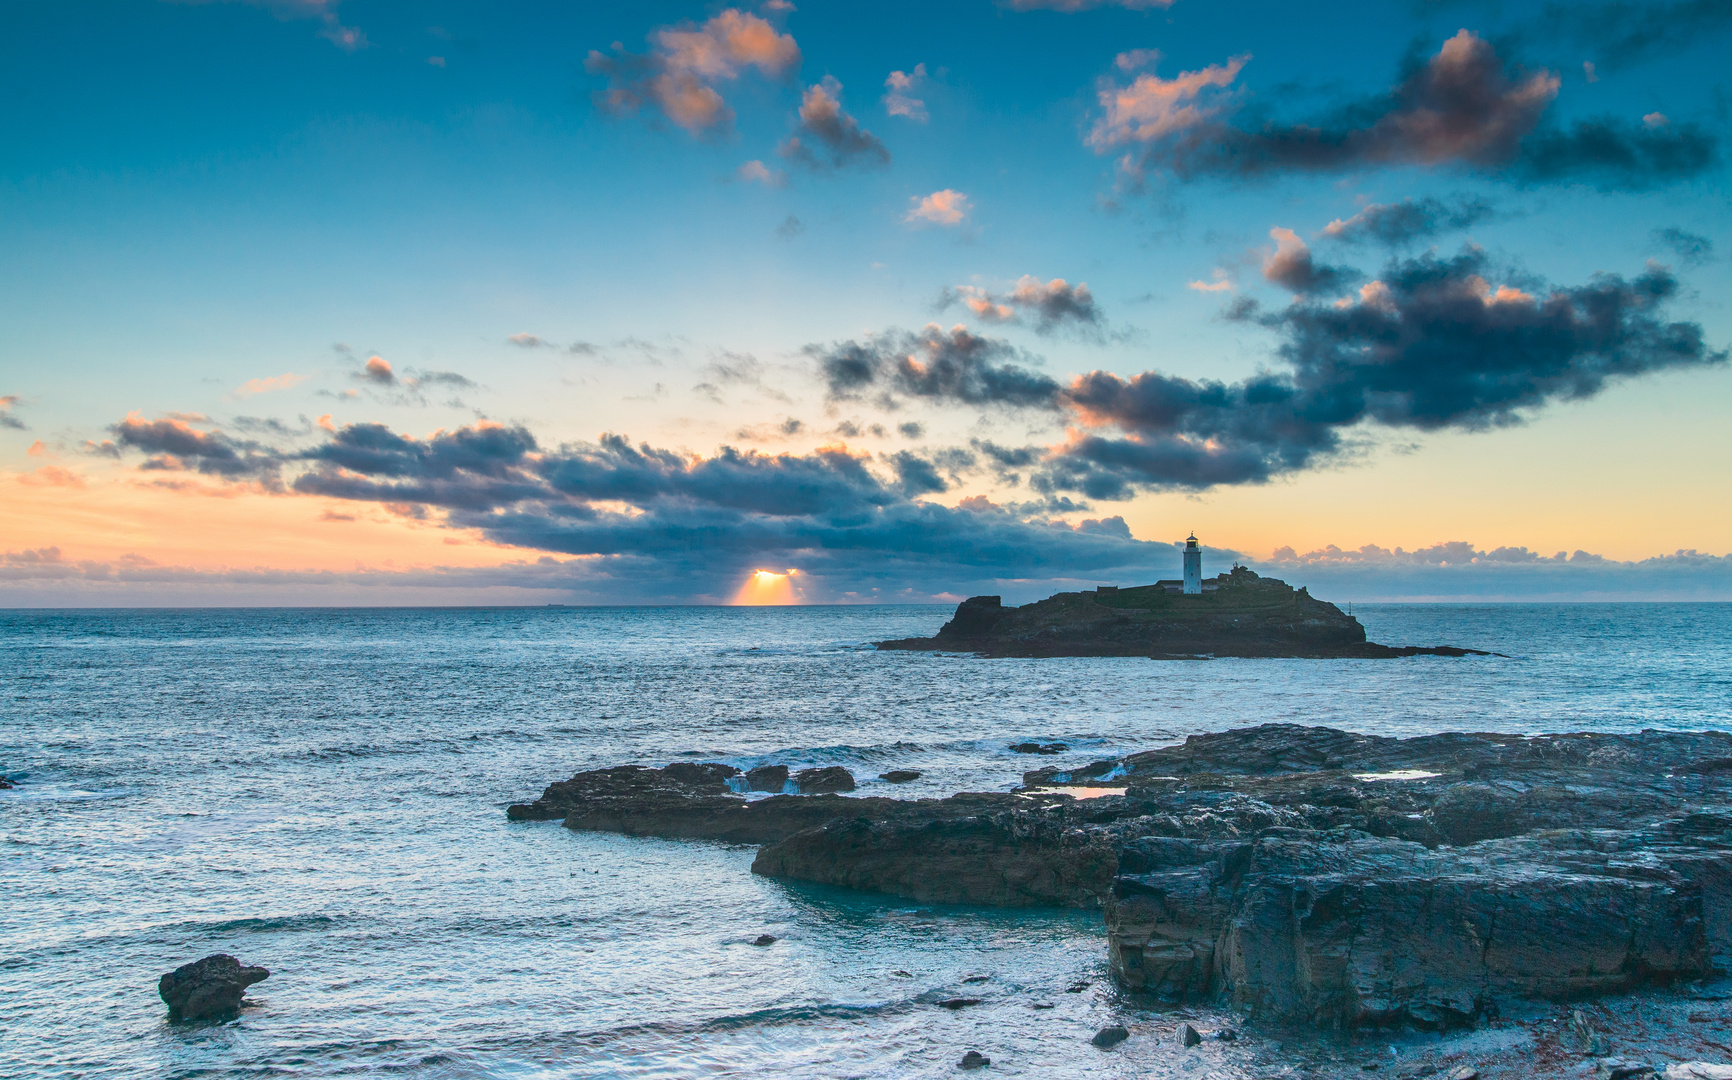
[3,604,1730,1078]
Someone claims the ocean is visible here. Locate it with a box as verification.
[3,603,1730,1078]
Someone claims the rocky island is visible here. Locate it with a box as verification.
[511,725,1732,1036]
[877,565,1490,659]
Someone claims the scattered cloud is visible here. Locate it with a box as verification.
[1529,0,1732,73]
[1323,196,1497,246]
[508,333,551,348]
[737,159,786,186]
[883,64,928,121]
[904,189,972,227]
[1654,226,1714,265]
[1098,30,1716,190]
[199,0,368,51]
[813,323,1063,409]
[0,395,24,430]
[775,214,806,240]
[937,276,1106,335]
[585,8,801,137]
[233,372,308,397]
[360,356,396,384]
[1188,272,1233,292]
[779,77,891,172]
[16,465,87,488]
[1261,227,1359,295]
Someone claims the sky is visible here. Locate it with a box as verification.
[1,0,1729,605]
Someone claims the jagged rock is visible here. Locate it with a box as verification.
[751,934,776,946]
[1091,1025,1129,1048]
[795,766,855,794]
[746,765,790,792]
[1011,742,1068,755]
[1664,1065,1732,1079]
[1597,1063,1656,1080]
[875,570,1489,658]
[1574,1010,1612,1055]
[158,954,269,1023]
[880,770,921,783]
[511,724,1732,1032]
[1178,1022,1202,1047]
[661,762,740,787]
[1446,1068,1479,1080]
[959,1050,990,1069]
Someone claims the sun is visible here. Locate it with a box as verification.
[733,568,799,605]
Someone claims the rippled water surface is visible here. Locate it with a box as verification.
[3,604,1730,1078]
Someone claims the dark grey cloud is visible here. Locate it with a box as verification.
[1654,227,1714,265]
[898,421,925,439]
[1125,30,1715,190]
[0,395,24,430]
[1324,196,1497,246]
[1532,0,1732,72]
[1262,228,1361,294]
[110,415,284,484]
[776,214,806,240]
[812,324,1064,409]
[779,77,891,172]
[1033,250,1724,496]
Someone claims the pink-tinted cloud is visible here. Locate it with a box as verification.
[904,189,972,226]
[737,159,786,186]
[180,1,369,52]
[779,78,890,171]
[361,356,395,384]
[1087,54,1250,149]
[585,9,800,137]
[884,64,928,121]
[233,372,308,397]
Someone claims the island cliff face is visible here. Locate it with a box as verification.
[877,567,1478,658]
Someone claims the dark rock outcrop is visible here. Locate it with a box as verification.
[1011,742,1068,755]
[1092,1025,1130,1048]
[511,725,1732,1032]
[959,1049,990,1069]
[795,766,855,794]
[159,954,269,1023]
[746,765,789,792]
[880,770,921,783]
[876,568,1488,658]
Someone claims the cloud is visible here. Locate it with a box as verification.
[507,333,551,348]
[775,214,806,239]
[1261,228,1359,295]
[1530,0,1732,73]
[0,395,23,430]
[1323,196,1497,246]
[812,324,1063,409]
[938,276,1106,335]
[585,8,801,137]
[884,64,928,121]
[233,372,308,397]
[904,189,972,226]
[779,77,890,172]
[110,413,284,484]
[1033,249,1725,496]
[194,0,368,51]
[1654,227,1714,265]
[16,466,87,488]
[1188,273,1233,292]
[1004,0,1177,10]
[360,356,396,384]
[1104,30,1716,189]
[738,159,786,186]
[1087,53,1250,150]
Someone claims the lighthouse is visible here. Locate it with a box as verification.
[1182,534,1202,594]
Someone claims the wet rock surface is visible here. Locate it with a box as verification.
[159,953,269,1023]
[875,569,1490,659]
[511,724,1732,1034]
[795,766,855,794]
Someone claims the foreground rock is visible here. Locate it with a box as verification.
[159,954,269,1022]
[876,568,1489,658]
[511,725,1732,1031]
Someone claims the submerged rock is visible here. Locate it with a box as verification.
[158,954,269,1023]
[1010,742,1068,755]
[751,934,776,946]
[880,770,921,783]
[959,1049,990,1069]
[875,569,1489,659]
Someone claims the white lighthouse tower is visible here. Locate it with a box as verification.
[1182,533,1203,594]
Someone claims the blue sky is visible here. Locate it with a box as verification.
[2,0,1729,604]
